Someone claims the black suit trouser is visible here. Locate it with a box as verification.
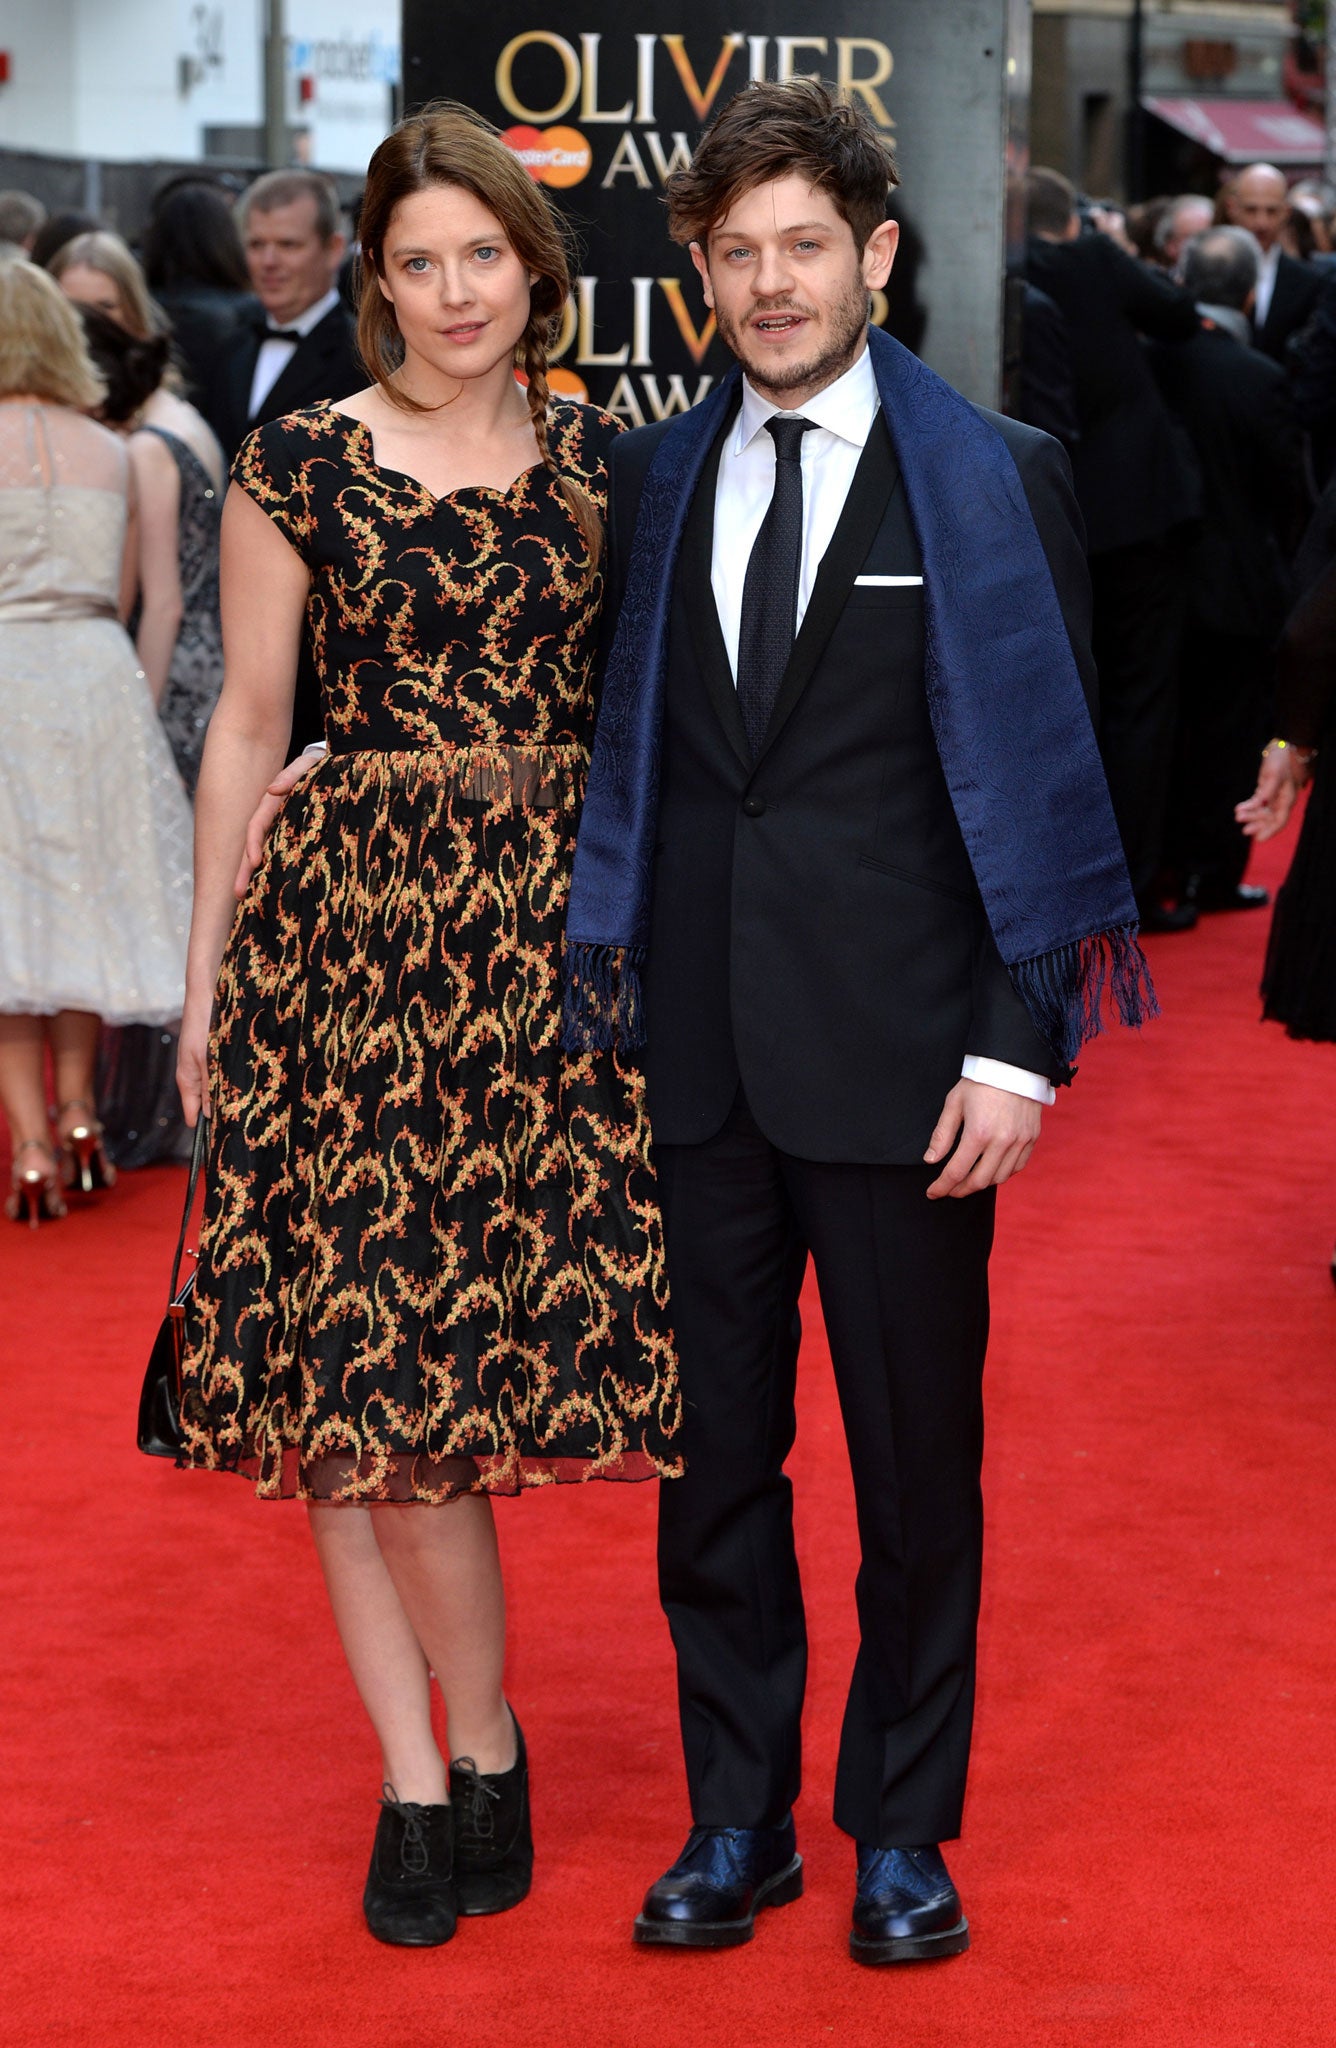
[1089,537,1190,906]
[653,1090,996,1848]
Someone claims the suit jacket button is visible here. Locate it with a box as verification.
[742,795,766,817]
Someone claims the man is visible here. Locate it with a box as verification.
[1228,162,1321,363]
[0,189,45,255]
[1153,193,1214,271]
[221,169,362,744]
[564,84,1152,1964]
[1025,167,1202,931]
[216,168,361,462]
[1150,226,1306,911]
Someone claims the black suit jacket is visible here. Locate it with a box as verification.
[603,396,1095,1162]
[1026,231,1200,555]
[215,301,364,461]
[1254,251,1322,365]
[1149,323,1306,639]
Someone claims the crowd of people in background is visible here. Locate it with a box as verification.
[1,148,1333,1228]
[0,169,364,1216]
[1022,163,1327,931]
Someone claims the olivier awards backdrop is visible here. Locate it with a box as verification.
[401,4,1028,411]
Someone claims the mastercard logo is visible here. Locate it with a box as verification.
[502,124,592,189]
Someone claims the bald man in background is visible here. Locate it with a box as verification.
[1229,163,1321,363]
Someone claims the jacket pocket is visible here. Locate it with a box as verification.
[858,853,974,903]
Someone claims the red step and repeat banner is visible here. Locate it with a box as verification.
[400,5,1027,411]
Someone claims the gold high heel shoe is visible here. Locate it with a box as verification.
[56,1097,117,1196]
[5,1138,68,1229]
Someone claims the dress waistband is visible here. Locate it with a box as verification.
[0,595,120,624]
[322,738,587,810]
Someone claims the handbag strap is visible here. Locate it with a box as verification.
[170,1116,209,1301]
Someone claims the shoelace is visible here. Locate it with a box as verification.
[451,1757,500,1843]
[380,1784,431,1876]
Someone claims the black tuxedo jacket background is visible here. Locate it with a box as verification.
[1253,250,1322,366]
[215,301,364,463]
[220,303,363,745]
[602,394,1096,1164]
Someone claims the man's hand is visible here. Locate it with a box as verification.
[1235,743,1306,842]
[925,1079,1042,1200]
[233,748,323,896]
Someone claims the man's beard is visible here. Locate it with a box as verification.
[716,275,871,400]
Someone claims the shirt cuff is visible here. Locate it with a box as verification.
[961,1055,1056,1106]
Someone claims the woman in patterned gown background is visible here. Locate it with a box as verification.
[175,104,680,1948]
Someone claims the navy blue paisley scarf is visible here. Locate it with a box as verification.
[562,323,1156,1068]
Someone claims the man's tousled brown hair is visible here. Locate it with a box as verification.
[665,79,898,252]
[356,100,598,559]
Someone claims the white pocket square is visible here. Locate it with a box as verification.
[854,574,923,586]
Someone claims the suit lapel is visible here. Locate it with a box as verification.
[756,416,900,761]
[681,423,751,768]
[256,312,338,423]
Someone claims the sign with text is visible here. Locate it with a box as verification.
[401,4,1024,412]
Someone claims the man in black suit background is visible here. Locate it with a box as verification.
[1229,162,1322,365]
[572,85,1144,1967]
[222,169,363,743]
[1150,226,1306,911]
[217,168,362,462]
[1026,168,1202,930]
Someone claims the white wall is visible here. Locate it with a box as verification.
[0,0,398,171]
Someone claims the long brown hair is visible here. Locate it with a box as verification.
[357,101,598,557]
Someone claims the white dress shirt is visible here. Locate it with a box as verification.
[1253,243,1281,330]
[247,286,342,421]
[710,343,1054,1108]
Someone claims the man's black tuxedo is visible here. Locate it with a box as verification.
[603,385,1096,1847]
[215,300,363,462]
[607,399,1089,1160]
[1253,250,1322,366]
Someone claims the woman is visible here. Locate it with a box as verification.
[140,176,253,438]
[78,307,222,1168]
[175,103,680,1948]
[53,230,227,514]
[1237,554,1336,1280]
[0,260,192,1221]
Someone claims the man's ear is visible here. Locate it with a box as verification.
[688,240,715,309]
[862,217,899,291]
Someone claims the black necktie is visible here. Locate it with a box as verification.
[251,312,302,342]
[736,414,812,760]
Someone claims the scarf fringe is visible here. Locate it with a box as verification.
[560,940,647,1052]
[1012,924,1160,1070]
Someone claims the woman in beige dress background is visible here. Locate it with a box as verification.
[0,259,192,1223]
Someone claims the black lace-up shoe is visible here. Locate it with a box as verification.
[449,1711,533,1916]
[633,1820,803,1948]
[362,1785,457,1946]
[849,1844,969,1964]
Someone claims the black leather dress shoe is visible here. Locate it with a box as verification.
[633,1820,803,1947]
[363,1786,457,1947]
[850,1844,969,1964]
[450,1710,532,1916]
[1140,902,1199,934]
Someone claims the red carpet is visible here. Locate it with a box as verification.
[3,827,1334,2048]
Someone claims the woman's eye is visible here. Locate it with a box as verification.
[405,257,430,273]
[474,246,500,262]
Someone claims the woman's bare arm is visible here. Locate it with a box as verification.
[177,485,309,1122]
[128,430,184,706]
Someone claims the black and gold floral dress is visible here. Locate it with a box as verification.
[179,400,680,1503]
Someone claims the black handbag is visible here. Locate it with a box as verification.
[136,1117,208,1459]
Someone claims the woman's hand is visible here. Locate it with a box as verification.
[234,748,325,897]
[1235,743,1308,841]
[177,991,213,1128]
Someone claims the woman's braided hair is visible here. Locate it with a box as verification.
[357,100,600,561]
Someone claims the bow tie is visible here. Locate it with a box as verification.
[251,313,303,342]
